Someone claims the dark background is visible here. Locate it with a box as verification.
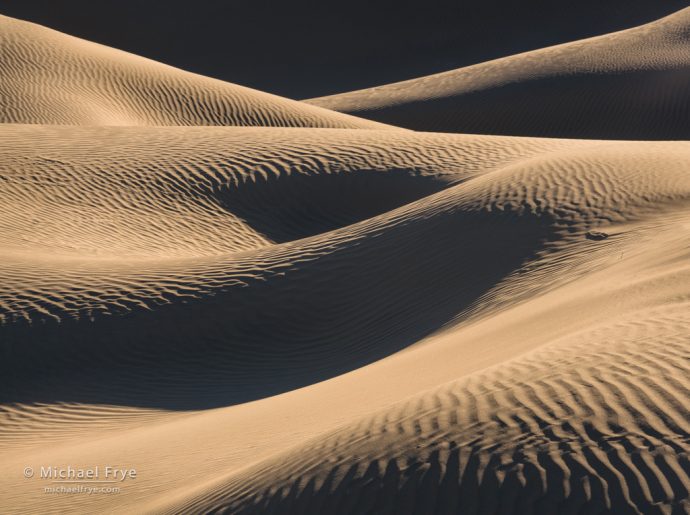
[3,1,687,99]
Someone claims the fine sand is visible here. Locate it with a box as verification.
[1,9,689,515]
[308,8,690,139]
[0,15,387,129]
[4,0,686,99]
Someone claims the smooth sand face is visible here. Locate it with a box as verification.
[1,8,690,515]
[308,8,690,139]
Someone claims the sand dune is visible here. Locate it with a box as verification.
[1,125,578,406]
[5,1,686,98]
[1,123,689,513]
[308,8,690,139]
[0,15,386,129]
[2,9,690,515]
[168,305,690,514]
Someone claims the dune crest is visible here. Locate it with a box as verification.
[1,8,689,515]
[2,123,690,513]
[0,15,387,129]
[308,8,690,139]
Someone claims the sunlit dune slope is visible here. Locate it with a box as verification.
[166,304,690,514]
[0,125,688,514]
[2,7,690,513]
[1,125,575,407]
[4,0,687,99]
[0,15,388,129]
[308,8,690,139]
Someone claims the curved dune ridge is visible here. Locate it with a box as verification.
[1,8,690,515]
[0,15,388,129]
[2,125,581,404]
[1,123,690,513]
[167,305,690,514]
[308,7,690,139]
[5,0,687,99]
[0,125,563,261]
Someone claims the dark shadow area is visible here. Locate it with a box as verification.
[2,0,686,98]
[217,169,451,243]
[347,69,690,140]
[0,208,564,411]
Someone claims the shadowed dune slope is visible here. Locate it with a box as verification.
[1,125,580,408]
[2,12,690,509]
[0,125,569,262]
[0,125,688,513]
[0,15,387,128]
[3,0,686,98]
[165,304,690,514]
[308,7,690,139]
[0,126,688,406]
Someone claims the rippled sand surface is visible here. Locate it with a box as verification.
[1,9,689,515]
